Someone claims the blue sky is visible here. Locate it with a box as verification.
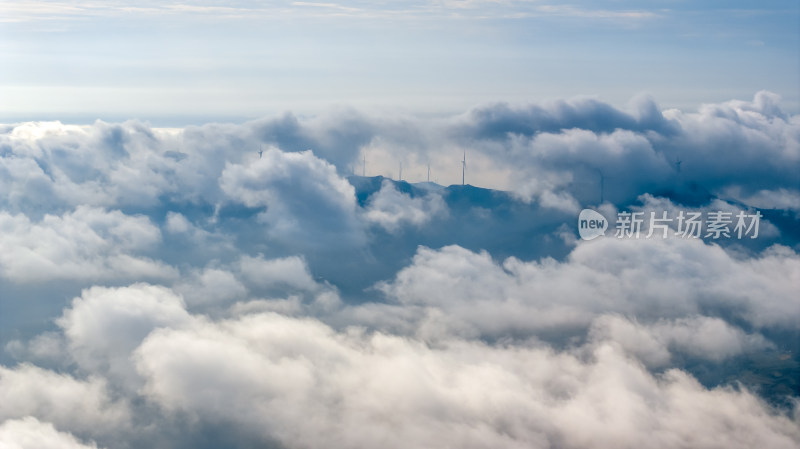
[1,0,798,123]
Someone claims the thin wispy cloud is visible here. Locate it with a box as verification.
[1,0,660,22]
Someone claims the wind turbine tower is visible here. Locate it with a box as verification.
[461,152,466,186]
[595,168,605,204]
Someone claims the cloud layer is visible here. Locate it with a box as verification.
[1,94,799,448]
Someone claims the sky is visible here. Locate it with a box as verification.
[1,2,800,449]
[1,0,799,123]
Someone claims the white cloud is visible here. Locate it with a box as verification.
[238,254,319,292]
[590,315,774,367]
[0,95,798,448]
[721,188,800,213]
[5,332,68,366]
[164,211,192,234]
[2,93,796,213]
[0,207,176,283]
[133,310,800,449]
[376,238,800,340]
[0,0,659,23]
[364,180,447,232]
[0,417,101,449]
[174,267,247,306]
[56,284,192,384]
[220,148,365,248]
[0,364,129,437]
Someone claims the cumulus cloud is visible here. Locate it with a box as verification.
[237,254,319,292]
[0,94,799,448]
[589,315,774,367]
[2,92,796,217]
[220,148,365,248]
[0,120,186,212]
[0,364,129,437]
[1,236,798,448]
[249,109,382,172]
[364,180,447,232]
[376,238,800,341]
[0,417,101,449]
[445,91,800,206]
[174,267,247,306]
[0,207,176,283]
[721,188,800,213]
[56,284,192,384]
[163,212,193,234]
[452,95,679,140]
[5,332,68,367]
[132,310,799,449]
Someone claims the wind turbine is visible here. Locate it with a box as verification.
[427,163,431,183]
[595,168,606,204]
[675,158,682,173]
[461,152,466,186]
